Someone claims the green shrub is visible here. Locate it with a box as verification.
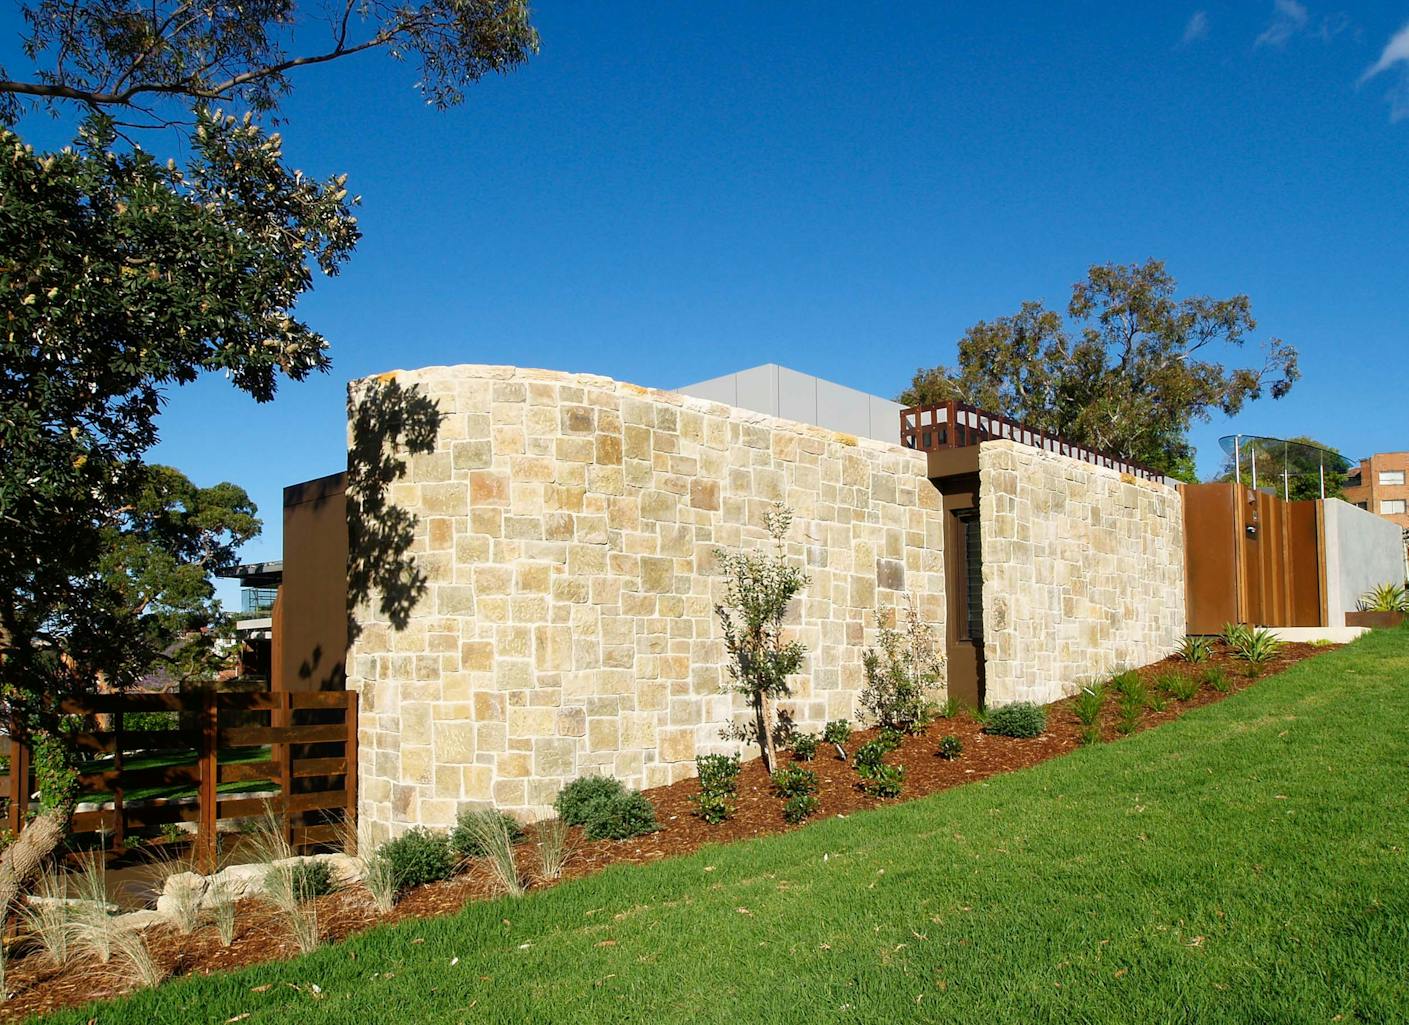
[858,763,904,798]
[859,599,943,733]
[936,697,959,720]
[791,733,819,761]
[852,740,888,776]
[123,710,180,732]
[1203,666,1233,693]
[822,719,852,748]
[273,859,334,901]
[1234,627,1282,666]
[691,791,734,825]
[936,735,962,760]
[1111,670,1145,701]
[876,727,905,753]
[554,775,626,826]
[1079,724,1101,746]
[1161,673,1199,702]
[782,793,820,823]
[1116,693,1144,736]
[582,790,658,841]
[1073,684,1105,727]
[450,809,525,859]
[1220,622,1252,650]
[695,753,741,795]
[379,828,454,891]
[982,702,1047,739]
[1175,636,1214,663]
[692,753,742,824]
[771,765,818,799]
[1358,582,1409,613]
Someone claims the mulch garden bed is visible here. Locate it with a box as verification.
[0,639,1334,1021]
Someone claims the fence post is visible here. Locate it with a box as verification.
[197,689,218,873]
[6,724,28,837]
[274,691,293,847]
[345,692,359,847]
[111,707,125,854]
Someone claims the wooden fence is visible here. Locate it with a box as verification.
[1,690,358,872]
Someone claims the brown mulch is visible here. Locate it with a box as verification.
[0,640,1333,1021]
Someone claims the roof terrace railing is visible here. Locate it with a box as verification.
[899,400,1165,482]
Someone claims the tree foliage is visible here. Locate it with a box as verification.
[0,0,537,122]
[714,504,809,772]
[0,0,537,904]
[900,260,1300,480]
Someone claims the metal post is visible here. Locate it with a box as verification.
[1234,434,1242,489]
[1251,443,1258,492]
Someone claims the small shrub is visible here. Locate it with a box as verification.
[210,881,238,946]
[936,735,962,760]
[783,793,820,823]
[771,765,819,799]
[692,791,735,825]
[110,928,168,989]
[20,870,72,967]
[450,809,525,860]
[453,809,523,896]
[533,817,572,882]
[982,702,1047,739]
[379,827,455,891]
[123,710,180,732]
[852,740,889,775]
[1234,627,1283,666]
[791,733,819,761]
[582,790,658,841]
[274,859,334,901]
[362,850,399,913]
[1175,636,1214,663]
[692,753,742,823]
[1111,670,1144,700]
[876,727,905,753]
[859,598,945,733]
[822,719,852,752]
[858,763,905,798]
[1116,694,1143,735]
[1203,666,1233,693]
[1079,725,1101,746]
[696,753,742,795]
[1162,673,1200,702]
[1357,582,1409,613]
[1220,622,1252,649]
[554,775,627,827]
[1073,684,1105,727]
[1149,694,1169,712]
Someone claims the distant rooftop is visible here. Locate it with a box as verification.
[676,364,903,445]
[218,561,283,588]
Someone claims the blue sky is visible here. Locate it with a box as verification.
[6,2,1409,591]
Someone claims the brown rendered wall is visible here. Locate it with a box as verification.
[275,472,349,693]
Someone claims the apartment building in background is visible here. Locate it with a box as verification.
[1344,451,1409,529]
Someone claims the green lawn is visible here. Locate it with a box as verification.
[39,629,1409,1024]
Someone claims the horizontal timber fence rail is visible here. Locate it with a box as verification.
[1,690,358,872]
[900,400,1166,482]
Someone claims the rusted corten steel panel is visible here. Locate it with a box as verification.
[1183,482,1324,631]
[276,472,349,694]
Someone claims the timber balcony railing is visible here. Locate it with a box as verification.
[899,400,1166,482]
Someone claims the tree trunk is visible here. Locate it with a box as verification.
[0,803,71,919]
[758,693,778,774]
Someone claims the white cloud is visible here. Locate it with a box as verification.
[1255,0,1309,48]
[1361,22,1409,122]
[1181,10,1210,45]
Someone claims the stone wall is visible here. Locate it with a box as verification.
[346,365,945,837]
[978,440,1185,705]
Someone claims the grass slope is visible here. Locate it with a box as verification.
[40,630,1409,1024]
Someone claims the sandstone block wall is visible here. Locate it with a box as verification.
[346,365,946,837]
[978,440,1186,704]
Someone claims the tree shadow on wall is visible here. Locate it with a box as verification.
[346,376,444,644]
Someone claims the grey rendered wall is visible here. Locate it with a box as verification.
[1322,499,1408,619]
[678,364,904,446]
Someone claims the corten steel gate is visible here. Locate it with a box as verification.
[1,690,357,871]
[1182,482,1325,634]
